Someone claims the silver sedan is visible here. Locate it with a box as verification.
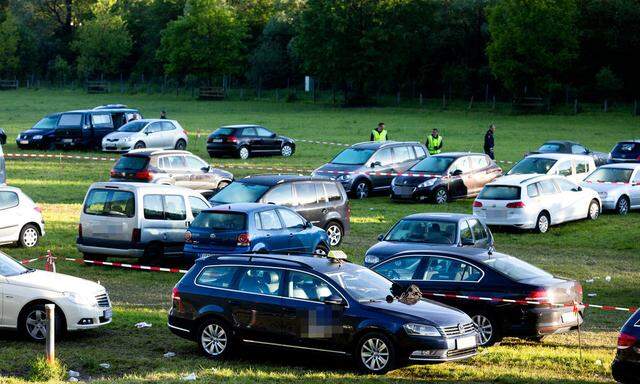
[581,163,640,214]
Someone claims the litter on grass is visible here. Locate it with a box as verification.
[164,352,176,358]
[135,322,152,329]
[181,372,197,381]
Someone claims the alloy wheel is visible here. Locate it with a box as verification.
[472,314,493,345]
[239,147,249,160]
[134,142,146,149]
[22,227,39,248]
[360,338,389,372]
[201,324,227,356]
[326,224,343,246]
[281,145,293,157]
[537,215,549,233]
[175,140,186,150]
[435,188,448,204]
[617,197,629,215]
[589,201,600,220]
[26,309,48,340]
[356,182,369,199]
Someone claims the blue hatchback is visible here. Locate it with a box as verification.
[183,203,330,259]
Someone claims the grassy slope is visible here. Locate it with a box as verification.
[0,89,639,383]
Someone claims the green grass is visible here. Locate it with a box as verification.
[0,89,638,383]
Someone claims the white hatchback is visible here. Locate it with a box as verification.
[507,153,596,184]
[473,174,600,233]
[0,251,112,341]
[0,186,45,247]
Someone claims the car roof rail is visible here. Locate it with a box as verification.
[203,253,314,269]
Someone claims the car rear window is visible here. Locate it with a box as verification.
[84,189,135,218]
[212,128,235,136]
[478,186,521,200]
[611,142,640,158]
[483,256,552,281]
[114,156,149,171]
[191,212,247,230]
[538,143,562,152]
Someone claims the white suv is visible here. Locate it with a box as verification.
[473,174,600,233]
[0,186,45,247]
[0,251,112,341]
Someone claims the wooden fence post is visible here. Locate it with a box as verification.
[604,99,608,113]
[634,100,638,116]
[442,93,446,109]
[45,304,55,364]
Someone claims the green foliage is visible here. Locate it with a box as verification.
[27,356,66,382]
[487,0,578,95]
[0,10,20,77]
[595,67,623,97]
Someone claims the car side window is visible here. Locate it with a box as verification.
[527,183,540,198]
[556,178,577,192]
[575,160,589,174]
[161,121,176,131]
[324,182,342,202]
[256,127,273,137]
[634,172,640,183]
[468,219,487,241]
[371,148,393,166]
[294,182,317,205]
[373,256,423,280]
[460,220,473,244]
[471,155,489,170]
[392,146,413,163]
[287,271,336,302]
[185,156,207,171]
[238,268,283,296]
[146,122,162,134]
[278,208,305,228]
[538,180,558,195]
[143,194,165,220]
[91,114,113,128]
[196,266,237,289]
[0,191,18,210]
[189,196,209,218]
[571,144,587,154]
[242,127,257,136]
[422,257,482,282]
[258,210,283,230]
[555,161,572,176]
[414,146,427,159]
[449,157,470,174]
[168,155,187,170]
[263,184,294,206]
[164,195,187,220]
[315,183,328,203]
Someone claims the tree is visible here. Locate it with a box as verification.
[486,0,578,95]
[595,67,623,99]
[0,10,20,77]
[157,0,247,82]
[72,0,132,78]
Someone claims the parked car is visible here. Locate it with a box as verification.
[0,186,44,247]
[0,143,5,185]
[369,247,583,346]
[506,153,596,183]
[183,203,330,260]
[168,253,479,373]
[102,119,188,152]
[209,175,349,246]
[581,163,640,214]
[391,153,502,204]
[0,250,112,341]
[609,140,640,164]
[206,125,296,160]
[312,141,428,199]
[526,140,608,166]
[364,213,493,267]
[109,149,233,197]
[76,182,211,261]
[49,107,142,150]
[16,113,61,150]
[611,309,640,384]
[473,174,601,233]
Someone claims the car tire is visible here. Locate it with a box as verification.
[355,332,396,374]
[281,143,293,157]
[324,221,344,247]
[535,212,550,234]
[134,141,146,149]
[19,303,65,342]
[175,139,187,150]
[19,224,40,248]
[433,187,449,204]
[238,146,250,160]
[197,318,233,359]
[470,311,502,346]
[615,196,630,215]
[353,179,370,199]
[587,199,600,220]
[314,243,329,256]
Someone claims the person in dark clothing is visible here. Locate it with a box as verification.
[160,110,167,119]
[484,124,496,159]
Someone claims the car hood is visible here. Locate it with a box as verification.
[393,175,441,186]
[580,182,627,194]
[363,298,469,326]
[21,128,55,136]
[104,131,137,140]
[7,270,105,294]
[366,241,457,261]
[313,163,364,177]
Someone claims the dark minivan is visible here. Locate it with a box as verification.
[206,125,296,160]
[209,175,350,247]
[609,140,640,163]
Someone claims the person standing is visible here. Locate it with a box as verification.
[160,110,167,119]
[426,128,443,155]
[370,122,388,141]
[484,124,496,159]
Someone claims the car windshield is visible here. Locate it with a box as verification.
[584,168,633,183]
[331,148,375,165]
[33,115,59,129]
[409,156,455,174]
[191,212,247,230]
[326,265,393,302]
[210,182,270,204]
[508,157,557,175]
[118,121,147,133]
[478,185,521,200]
[384,219,457,244]
[0,252,29,276]
[483,256,552,281]
[213,128,236,136]
[537,143,562,152]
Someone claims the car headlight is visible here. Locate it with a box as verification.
[336,174,352,181]
[403,323,441,337]
[598,191,608,199]
[33,135,43,140]
[64,292,97,307]
[364,254,380,265]
[418,178,437,188]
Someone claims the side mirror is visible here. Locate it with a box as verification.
[572,186,582,192]
[371,161,381,168]
[270,133,277,138]
[305,221,313,228]
[451,169,463,176]
[201,166,211,172]
[323,295,346,306]
[377,234,384,241]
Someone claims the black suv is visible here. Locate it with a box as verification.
[209,175,349,246]
[168,254,479,374]
[206,125,296,160]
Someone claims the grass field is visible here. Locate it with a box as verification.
[0,89,639,383]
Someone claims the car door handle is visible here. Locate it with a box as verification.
[227,300,240,305]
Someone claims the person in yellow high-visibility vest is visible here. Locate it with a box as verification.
[370,123,388,141]
[426,128,443,155]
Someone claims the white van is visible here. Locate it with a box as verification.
[76,182,211,260]
[507,153,596,184]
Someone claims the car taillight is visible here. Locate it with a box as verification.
[110,170,117,178]
[506,201,525,208]
[618,332,637,349]
[227,135,238,143]
[184,231,192,243]
[34,206,42,213]
[172,287,181,301]
[636,155,640,161]
[237,233,250,246]
[207,137,213,143]
[78,224,83,239]
[473,201,483,207]
[132,228,141,243]
[134,170,153,181]
[525,289,549,302]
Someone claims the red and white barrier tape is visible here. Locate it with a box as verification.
[296,139,350,147]
[5,152,117,162]
[315,170,450,178]
[63,257,189,274]
[583,180,640,186]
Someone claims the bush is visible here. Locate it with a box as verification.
[27,356,66,382]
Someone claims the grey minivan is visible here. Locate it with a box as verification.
[77,182,211,261]
[312,141,428,198]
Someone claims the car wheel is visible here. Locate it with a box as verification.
[175,139,187,150]
[19,224,39,248]
[356,332,396,374]
[198,318,232,359]
[535,212,550,233]
[19,304,64,342]
[354,180,370,199]
[615,196,629,215]
[433,187,448,204]
[281,144,293,157]
[313,244,329,256]
[588,199,600,220]
[325,222,343,247]
[238,146,250,160]
[134,141,146,149]
[471,312,501,346]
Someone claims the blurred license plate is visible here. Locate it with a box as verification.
[456,335,476,350]
[561,312,576,323]
[20,140,29,144]
[213,139,223,142]
[103,308,112,319]
[63,139,73,143]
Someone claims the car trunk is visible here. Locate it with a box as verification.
[475,185,523,220]
[188,211,248,250]
[520,275,583,305]
[110,156,152,181]
[208,128,238,144]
